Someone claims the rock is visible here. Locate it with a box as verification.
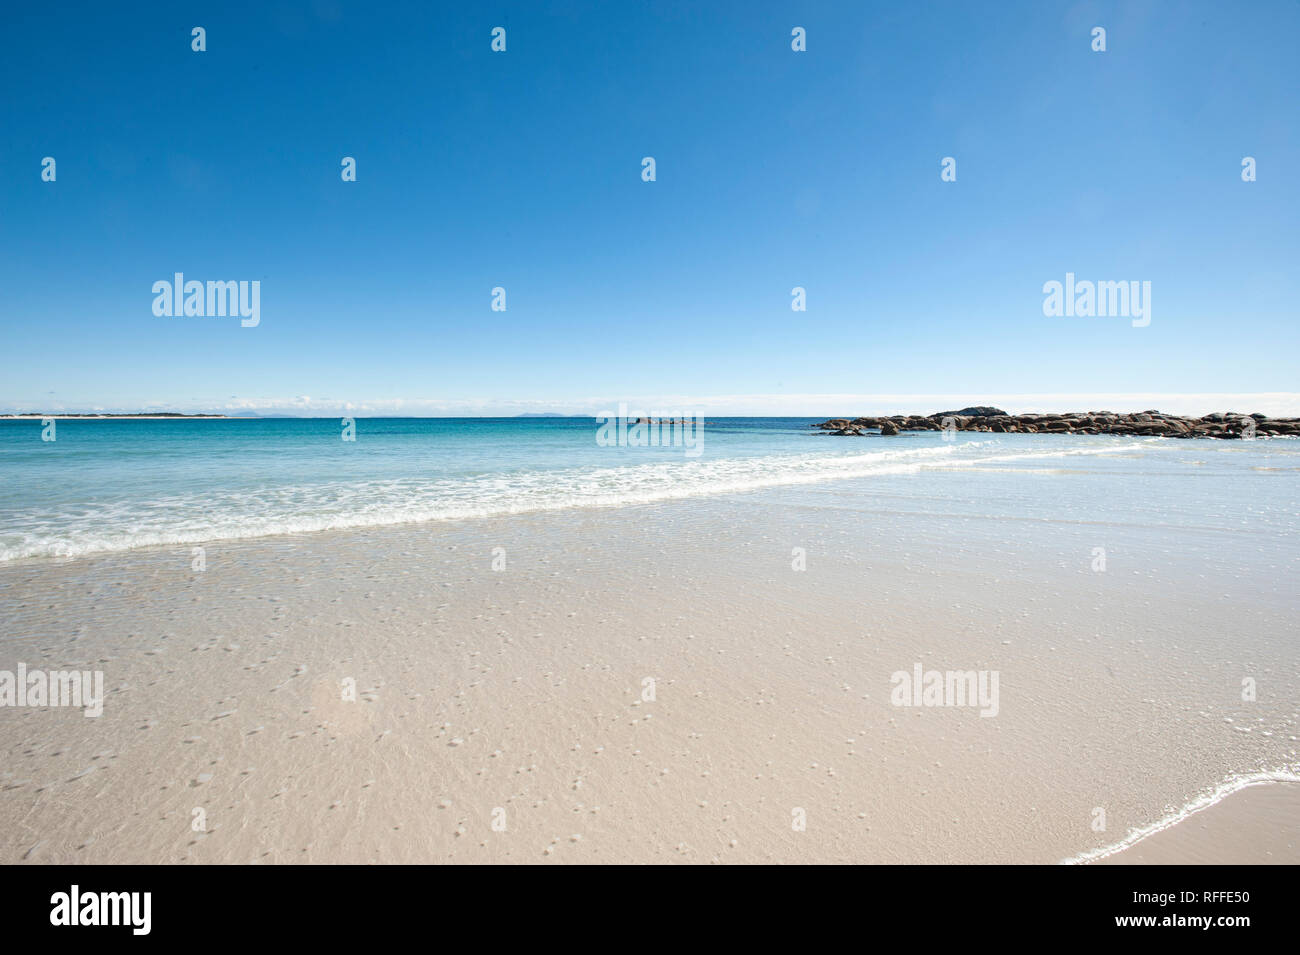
[810,410,1300,439]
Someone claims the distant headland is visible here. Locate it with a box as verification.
[0,413,234,419]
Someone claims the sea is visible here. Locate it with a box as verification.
[1,416,1297,564]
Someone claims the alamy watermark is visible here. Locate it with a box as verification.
[152,273,260,327]
[50,885,150,935]
[1,663,104,717]
[890,663,999,717]
[1042,272,1150,327]
[595,403,704,458]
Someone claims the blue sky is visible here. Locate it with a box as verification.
[2,0,1297,416]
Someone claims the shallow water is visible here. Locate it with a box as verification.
[3,417,1297,563]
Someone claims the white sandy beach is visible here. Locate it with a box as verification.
[1,478,1295,864]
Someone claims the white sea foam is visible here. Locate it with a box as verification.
[1060,768,1300,864]
[0,440,1152,562]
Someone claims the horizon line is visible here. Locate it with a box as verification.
[6,391,1300,419]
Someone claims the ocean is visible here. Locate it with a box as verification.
[2,417,1297,563]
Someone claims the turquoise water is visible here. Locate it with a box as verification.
[1,417,1296,561]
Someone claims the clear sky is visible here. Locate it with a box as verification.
[2,1,1297,416]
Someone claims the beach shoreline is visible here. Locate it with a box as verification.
[2,472,1294,864]
[1092,780,1300,865]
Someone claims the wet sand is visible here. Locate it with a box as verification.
[1,482,1296,863]
[1097,782,1300,865]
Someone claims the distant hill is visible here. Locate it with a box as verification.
[932,406,1008,417]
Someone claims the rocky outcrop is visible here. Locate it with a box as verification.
[812,411,1300,438]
